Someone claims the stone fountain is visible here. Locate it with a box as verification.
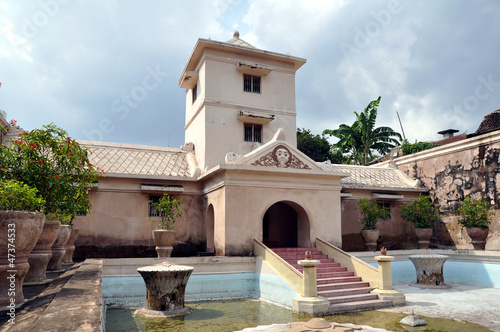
[134,262,194,317]
[408,253,448,286]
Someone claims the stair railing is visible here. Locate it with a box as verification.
[316,238,382,289]
[253,239,303,294]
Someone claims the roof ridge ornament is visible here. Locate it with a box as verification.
[233,31,239,38]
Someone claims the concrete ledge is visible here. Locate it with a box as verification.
[292,296,330,316]
[351,249,500,264]
[0,259,103,332]
[102,256,256,276]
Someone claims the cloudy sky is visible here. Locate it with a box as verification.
[1,0,500,149]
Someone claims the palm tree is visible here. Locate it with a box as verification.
[323,97,402,165]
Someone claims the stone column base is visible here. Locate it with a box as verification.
[371,289,406,306]
[292,296,330,316]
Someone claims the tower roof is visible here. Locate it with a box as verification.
[178,33,306,87]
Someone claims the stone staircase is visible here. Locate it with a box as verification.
[271,247,392,313]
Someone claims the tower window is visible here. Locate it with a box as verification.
[244,123,262,143]
[192,84,198,104]
[243,74,261,93]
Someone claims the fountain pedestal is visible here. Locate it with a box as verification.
[134,262,194,317]
[408,254,448,286]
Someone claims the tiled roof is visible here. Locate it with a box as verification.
[474,110,500,135]
[78,141,192,177]
[319,163,421,190]
[225,36,257,49]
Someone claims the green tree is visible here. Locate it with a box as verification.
[323,97,402,165]
[0,123,104,223]
[296,128,346,163]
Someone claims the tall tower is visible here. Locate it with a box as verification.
[178,32,306,171]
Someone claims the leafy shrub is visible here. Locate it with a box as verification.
[401,140,434,156]
[358,198,390,230]
[400,195,439,228]
[457,197,494,228]
[0,180,45,212]
[148,194,183,230]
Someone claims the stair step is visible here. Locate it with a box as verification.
[328,299,393,314]
[318,286,374,298]
[296,267,347,274]
[326,293,380,304]
[316,271,354,279]
[317,280,369,289]
[292,263,341,269]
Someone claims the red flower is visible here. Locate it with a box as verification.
[68,152,73,156]
[55,175,60,179]
[37,160,43,164]
[0,165,4,168]
[29,143,37,148]
[66,137,72,141]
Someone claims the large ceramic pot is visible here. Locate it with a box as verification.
[25,219,61,283]
[415,228,433,249]
[360,229,379,251]
[47,225,71,271]
[62,227,79,264]
[152,229,175,258]
[466,227,489,250]
[0,211,45,309]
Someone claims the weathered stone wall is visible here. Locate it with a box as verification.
[395,132,500,250]
[74,177,205,259]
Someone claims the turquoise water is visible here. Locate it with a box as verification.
[105,299,491,332]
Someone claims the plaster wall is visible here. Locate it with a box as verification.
[203,168,343,256]
[393,132,500,250]
[341,190,422,251]
[73,177,204,257]
[184,49,299,171]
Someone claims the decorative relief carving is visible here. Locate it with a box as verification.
[251,145,311,169]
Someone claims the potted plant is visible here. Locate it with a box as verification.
[149,194,182,258]
[358,198,390,251]
[457,197,495,250]
[400,195,439,249]
[0,123,104,270]
[0,179,45,308]
[46,213,72,271]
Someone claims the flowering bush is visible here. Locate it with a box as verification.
[400,194,439,228]
[0,179,45,212]
[0,123,104,223]
[358,198,390,230]
[148,194,182,230]
[457,197,494,228]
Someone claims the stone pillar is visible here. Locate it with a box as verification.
[300,259,319,297]
[371,255,406,305]
[292,259,330,316]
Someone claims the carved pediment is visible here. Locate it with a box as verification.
[250,144,311,169]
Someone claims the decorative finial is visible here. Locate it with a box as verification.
[381,247,387,256]
[233,31,240,38]
[305,251,312,260]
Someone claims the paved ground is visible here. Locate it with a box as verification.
[237,282,500,332]
[382,281,500,332]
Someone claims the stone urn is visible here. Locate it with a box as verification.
[361,229,379,251]
[25,219,61,283]
[47,225,71,271]
[0,211,45,309]
[152,229,175,258]
[62,227,79,264]
[415,228,433,249]
[466,227,489,250]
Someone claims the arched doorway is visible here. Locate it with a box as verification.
[262,201,310,248]
[206,204,215,252]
